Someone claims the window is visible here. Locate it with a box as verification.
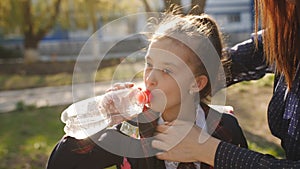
[228,13,241,23]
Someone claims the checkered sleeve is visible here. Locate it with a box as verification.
[225,31,271,87]
[215,141,300,169]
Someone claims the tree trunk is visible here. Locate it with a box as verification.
[190,0,206,15]
[21,0,61,63]
[24,48,39,63]
[23,35,40,63]
[141,0,152,12]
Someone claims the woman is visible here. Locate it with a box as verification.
[152,0,300,168]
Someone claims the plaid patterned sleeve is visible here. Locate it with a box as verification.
[215,141,300,169]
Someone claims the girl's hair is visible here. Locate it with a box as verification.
[148,8,225,102]
[255,0,300,88]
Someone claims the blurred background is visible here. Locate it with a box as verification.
[0,0,284,168]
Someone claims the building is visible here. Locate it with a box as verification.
[205,0,254,45]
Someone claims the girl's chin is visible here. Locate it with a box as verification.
[148,103,163,113]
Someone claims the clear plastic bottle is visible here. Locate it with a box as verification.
[61,87,150,139]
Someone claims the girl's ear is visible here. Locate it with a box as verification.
[190,75,208,93]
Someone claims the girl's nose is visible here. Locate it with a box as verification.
[145,69,158,88]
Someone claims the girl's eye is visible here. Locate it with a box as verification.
[145,62,153,68]
[162,68,172,74]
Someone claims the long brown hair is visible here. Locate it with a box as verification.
[255,0,300,88]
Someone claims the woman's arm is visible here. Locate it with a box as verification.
[215,141,300,169]
[225,31,272,86]
[152,122,300,168]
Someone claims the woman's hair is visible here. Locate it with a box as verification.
[148,8,225,102]
[255,0,300,88]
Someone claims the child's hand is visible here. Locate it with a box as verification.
[100,82,135,125]
[105,82,134,92]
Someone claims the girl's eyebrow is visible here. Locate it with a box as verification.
[163,62,179,68]
[146,55,179,68]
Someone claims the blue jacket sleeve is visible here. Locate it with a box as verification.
[225,31,272,86]
[215,141,300,169]
[46,133,123,169]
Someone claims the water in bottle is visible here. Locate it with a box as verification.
[61,87,150,139]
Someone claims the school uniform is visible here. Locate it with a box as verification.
[46,103,247,169]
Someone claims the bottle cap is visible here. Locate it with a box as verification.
[136,89,151,104]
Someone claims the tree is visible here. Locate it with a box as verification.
[0,0,142,63]
[0,0,62,63]
[142,0,206,14]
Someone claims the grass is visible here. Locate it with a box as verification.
[226,73,285,158]
[0,73,72,90]
[0,106,66,169]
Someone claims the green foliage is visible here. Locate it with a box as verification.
[15,101,37,111]
[0,73,72,90]
[0,106,65,169]
[15,101,26,111]
[0,0,143,35]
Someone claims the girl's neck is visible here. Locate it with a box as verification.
[162,97,197,122]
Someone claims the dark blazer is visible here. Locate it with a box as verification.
[46,104,247,169]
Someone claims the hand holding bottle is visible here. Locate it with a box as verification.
[61,82,150,139]
[101,84,150,124]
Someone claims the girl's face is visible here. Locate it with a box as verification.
[143,38,201,121]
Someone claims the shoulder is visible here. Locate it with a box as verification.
[206,106,239,133]
[205,105,248,148]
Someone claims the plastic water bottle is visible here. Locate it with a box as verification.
[61,88,150,139]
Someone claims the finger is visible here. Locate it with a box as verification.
[155,151,169,160]
[106,82,135,92]
[156,124,171,133]
[172,119,191,126]
[106,83,124,92]
[110,114,125,125]
[113,82,134,89]
[105,88,114,92]
[165,121,174,126]
[124,82,134,88]
[153,131,167,140]
[151,139,171,151]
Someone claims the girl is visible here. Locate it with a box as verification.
[46,11,247,169]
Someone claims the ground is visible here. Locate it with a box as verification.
[226,76,284,156]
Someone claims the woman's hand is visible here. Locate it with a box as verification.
[151,120,220,166]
